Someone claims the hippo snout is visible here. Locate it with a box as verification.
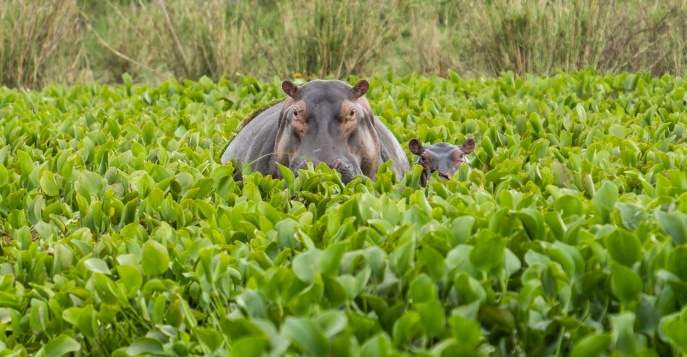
[288,157,362,183]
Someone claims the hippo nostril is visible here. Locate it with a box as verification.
[332,159,343,170]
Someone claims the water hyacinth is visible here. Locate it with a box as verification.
[0,71,686,355]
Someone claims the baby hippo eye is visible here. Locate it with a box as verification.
[349,108,355,117]
[293,110,299,118]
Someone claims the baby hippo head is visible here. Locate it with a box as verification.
[408,138,475,186]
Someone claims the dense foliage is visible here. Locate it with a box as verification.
[1,71,687,356]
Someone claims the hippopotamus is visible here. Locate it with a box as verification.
[408,138,476,186]
[221,79,410,183]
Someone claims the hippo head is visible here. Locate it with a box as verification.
[408,138,476,186]
[273,79,382,183]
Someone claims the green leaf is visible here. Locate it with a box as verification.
[196,327,224,352]
[62,305,97,338]
[450,315,481,350]
[141,239,170,276]
[610,263,642,306]
[666,246,687,281]
[470,235,505,272]
[514,208,544,240]
[42,334,80,357]
[16,150,33,177]
[39,170,60,196]
[0,164,8,187]
[360,333,393,357]
[415,300,446,337]
[390,241,415,276]
[282,317,327,356]
[228,336,270,357]
[84,258,111,275]
[316,310,348,338]
[570,333,611,357]
[592,181,618,223]
[278,163,296,190]
[454,273,486,305]
[410,274,436,303]
[93,273,124,305]
[320,243,347,277]
[117,265,143,298]
[656,210,687,245]
[80,171,104,196]
[605,229,642,267]
[418,244,445,280]
[451,216,475,244]
[293,249,322,284]
[615,202,644,231]
[126,337,164,356]
[141,121,156,146]
[659,312,687,353]
[392,311,423,349]
[610,313,637,355]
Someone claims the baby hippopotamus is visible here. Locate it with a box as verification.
[408,138,476,186]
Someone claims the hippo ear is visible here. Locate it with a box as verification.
[352,80,369,99]
[461,138,476,154]
[408,138,424,155]
[282,80,300,99]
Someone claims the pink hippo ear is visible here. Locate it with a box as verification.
[282,80,300,99]
[352,80,369,99]
[461,138,476,154]
[408,138,424,155]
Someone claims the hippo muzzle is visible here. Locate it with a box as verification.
[289,156,363,182]
[408,138,476,186]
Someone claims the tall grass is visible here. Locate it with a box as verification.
[1,0,686,88]
[82,0,258,83]
[0,0,84,88]
[436,0,687,77]
[270,0,402,78]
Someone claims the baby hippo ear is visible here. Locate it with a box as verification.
[282,80,300,98]
[461,138,476,154]
[408,138,424,155]
[352,80,369,99]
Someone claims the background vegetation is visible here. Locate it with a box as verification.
[2,0,687,88]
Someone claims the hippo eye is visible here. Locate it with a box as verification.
[349,108,355,117]
[293,110,299,118]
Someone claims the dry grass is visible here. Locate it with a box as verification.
[83,0,259,83]
[0,0,84,88]
[441,0,687,77]
[1,0,686,88]
[269,0,402,78]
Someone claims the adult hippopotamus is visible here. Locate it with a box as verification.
[221,79,410,183]
[408,138,475,186]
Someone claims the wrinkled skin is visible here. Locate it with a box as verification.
[221,79,410,183]
[408,138,476,186]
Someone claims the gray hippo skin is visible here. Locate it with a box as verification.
[221,79,410,183]
[408,138,475,187]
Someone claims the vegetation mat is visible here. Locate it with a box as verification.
[1,71,687,356]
